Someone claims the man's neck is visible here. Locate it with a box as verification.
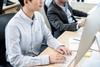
[55,0,65,7]
[22,6,34,19]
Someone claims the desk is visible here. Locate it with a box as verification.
[38,28,100,67]
[38,28,82,67]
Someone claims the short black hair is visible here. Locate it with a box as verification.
[18,0,24,6]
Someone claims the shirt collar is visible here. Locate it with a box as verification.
[59,5,65,10]
[19,9,34,24]
[57,3,68,11]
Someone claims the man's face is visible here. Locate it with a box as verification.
[26,0,43,11]
[58,0,67,4]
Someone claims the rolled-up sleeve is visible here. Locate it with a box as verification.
[5,24,49,67]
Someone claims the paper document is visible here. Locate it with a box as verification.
[81,51,100,67]
[69,37,80,51]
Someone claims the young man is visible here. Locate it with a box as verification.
[5,0,70,67]
[47,0,88,38]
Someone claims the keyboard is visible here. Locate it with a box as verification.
[62,51,77,67]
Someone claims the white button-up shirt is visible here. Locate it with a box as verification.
[5,9,62,67]
[59,4,74,24]
[59,4,79,29]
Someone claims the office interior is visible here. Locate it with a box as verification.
[0,0,100,67]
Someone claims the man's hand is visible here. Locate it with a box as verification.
[49,53,66,64]
[56,45,71,55]
[78,18,86,27]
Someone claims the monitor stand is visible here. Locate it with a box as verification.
[96,32,100,52]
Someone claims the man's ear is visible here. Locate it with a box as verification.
[24,0,28,5]
[24,0,32,5]
[24,0,31,5]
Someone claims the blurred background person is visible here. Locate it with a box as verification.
[47,0,87,38]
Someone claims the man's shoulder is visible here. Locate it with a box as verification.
[6,12,22,28]
[48,4,59,14]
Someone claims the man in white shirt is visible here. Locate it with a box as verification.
[5,0,71,67]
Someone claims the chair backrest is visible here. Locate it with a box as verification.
[0,0,3,14]
[0,13,15,65]
[39,7,51,31]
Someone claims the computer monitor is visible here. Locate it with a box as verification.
[74,6,100,67]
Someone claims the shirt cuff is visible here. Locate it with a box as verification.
[25,55,50,66]
[38,55,49,65]
[76,23,80,29]
[53,41,64,50]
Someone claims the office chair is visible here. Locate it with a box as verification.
[3,0,14,6]
[77,0,84,2]
[0,0,3,14]
[0,13,15,67]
